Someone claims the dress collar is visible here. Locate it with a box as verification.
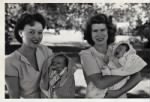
[15,46,45,71]
[90,47,105,58]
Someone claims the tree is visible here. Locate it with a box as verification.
[5,3,150,45]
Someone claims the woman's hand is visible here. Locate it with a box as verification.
[104,90,121,98]
[105,72,142,98]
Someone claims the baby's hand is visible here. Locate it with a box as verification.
[49,70,57,78]
[49,74,60,86]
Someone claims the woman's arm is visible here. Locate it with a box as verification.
[5,76,20,98]
[87,73,126,89]
[80,53,126,89]
[105,72,142,98]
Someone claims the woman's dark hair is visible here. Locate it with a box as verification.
[84,14,116,46]
[14,12,46,43]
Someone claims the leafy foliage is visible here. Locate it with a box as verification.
[5,3,150,45]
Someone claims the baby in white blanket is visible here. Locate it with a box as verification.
[87,41,147,98]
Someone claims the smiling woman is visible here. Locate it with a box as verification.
[91,24,108,46]
[5,12,54,98]
[18,22,43,48]
[79,13,142,98]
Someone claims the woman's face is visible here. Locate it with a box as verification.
[91,23,108,46]
[19,21,43,48]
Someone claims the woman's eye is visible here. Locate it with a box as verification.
[92,30,98,32]
[101,29,105,32]
[29,31,35,34]
[101,28,106,32]
[38,31,43,35]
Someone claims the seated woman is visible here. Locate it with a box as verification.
[88,41,147,98]
[5,12,53,98]
[40,53,76,98]
[79,13,142,98]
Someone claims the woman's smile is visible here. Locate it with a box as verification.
[31,39,41,44]
[21,21,43,48]
[92,24,108,45]
[95,37,105,42]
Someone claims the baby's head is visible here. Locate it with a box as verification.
[51,54,68,73]
[114,43,130,58]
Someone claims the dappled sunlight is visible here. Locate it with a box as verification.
[42,29,84,45]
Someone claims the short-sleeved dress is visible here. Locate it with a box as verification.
[79,47,108,98]
[5,45,53,98]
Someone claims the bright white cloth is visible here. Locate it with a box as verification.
[102,41,147,97]
[106,41,147,76]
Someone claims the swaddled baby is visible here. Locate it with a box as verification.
[87,41,147,98]
[40,53,75,98]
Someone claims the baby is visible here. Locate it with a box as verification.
[40,53,75,98]
[103,41,147,97]
[104,42,130,70]
[49,54,68,92]
[103,41,147,75]
[87,41,147,98]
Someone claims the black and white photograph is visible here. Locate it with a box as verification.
[4,3,150,99]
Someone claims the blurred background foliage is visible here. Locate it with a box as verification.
[5,3,150,48]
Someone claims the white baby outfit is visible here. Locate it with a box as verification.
[84,41,147,98]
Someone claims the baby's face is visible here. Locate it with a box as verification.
[51,56,66,73]
[115,45,128,58]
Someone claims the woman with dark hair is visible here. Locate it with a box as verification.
[5,12,54,98]
[79,14,142,98]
